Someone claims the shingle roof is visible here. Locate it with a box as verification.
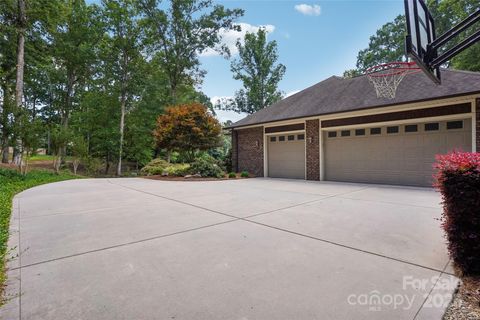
[229,69,480,128]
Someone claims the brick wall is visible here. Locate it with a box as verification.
[306,119,320,180]
[234,127,264,177]
[477,99,480,152]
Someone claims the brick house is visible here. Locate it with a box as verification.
[228,69,480,187]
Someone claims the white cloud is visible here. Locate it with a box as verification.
[285,90,300,98]
[294,4,321,16]
[200,23,275,57]
[210,96,248,124]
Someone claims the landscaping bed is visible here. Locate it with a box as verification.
[0,168,78,305]
[444,276,480,320]
[143,172,252,181]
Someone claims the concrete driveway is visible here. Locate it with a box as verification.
[1,178,456,320]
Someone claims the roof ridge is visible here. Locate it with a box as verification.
[229,67,480,129]
[442,68,480,76]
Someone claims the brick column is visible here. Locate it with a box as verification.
[306,119,320,180]
[236,127,264,177]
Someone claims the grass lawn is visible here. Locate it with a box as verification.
[0,168,78,305]
[27,154,56,161]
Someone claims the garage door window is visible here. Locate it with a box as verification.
[297,134,305,140]
[405,124,418,133]
[328,132,337,138]
[279,136,285,141]
[387,126,399,134]
[355,129,365,136]
[370,127,381,135]
[288,135,295,141]
[425,123,439,131]
[447,121,463,130]
[341,130,350,137]
[270,136,276,142]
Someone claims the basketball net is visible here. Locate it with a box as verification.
[366,62,420,99]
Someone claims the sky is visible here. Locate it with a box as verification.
[202,0,405,122]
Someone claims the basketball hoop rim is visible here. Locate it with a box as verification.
[366,61,421,78]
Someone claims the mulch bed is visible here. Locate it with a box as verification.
[143,174,252,181]
[444,276,480,320]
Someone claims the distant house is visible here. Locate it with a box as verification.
[228,69,480,186]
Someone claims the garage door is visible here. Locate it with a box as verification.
[324,119,472,186]
[268,133,305,179]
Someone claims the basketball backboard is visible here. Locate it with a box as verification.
[404,0,441,84]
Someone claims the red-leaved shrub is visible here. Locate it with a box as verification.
[434,152,480,275]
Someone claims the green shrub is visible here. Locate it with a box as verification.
[164,163,190,176]
[228,172,236,178]
[240,171,249,178]
[84,157,103,176]
[0,168,78,304]
[189,155,224,178]
[140,158,170,176]
[224,148,233,173]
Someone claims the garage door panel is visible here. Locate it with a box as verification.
[325,119,472,187]
[268,135,305,179]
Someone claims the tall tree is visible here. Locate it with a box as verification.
[0,0,17,163]
[153,103,222,162]
[48,0,102,163]
[140,0,243,102]
[11,0,26,165]
[355,15,407,72]
[102,0,145,176]
[219,28,286,114]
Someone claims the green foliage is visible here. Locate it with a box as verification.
[228,172,236,178]
[139,158,190,176]
[218,28,286,114]
[342,69,362,79]
[140,158,170,176]
[189,155,225,178]
[240,171,249,178]
[1,0,245,177]
[83,157,104,176]
[0,168,78,302]
[223,148,233,173]
[164,163,190,176]
[356,15,406,72]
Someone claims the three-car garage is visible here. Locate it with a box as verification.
[231,69,480,187]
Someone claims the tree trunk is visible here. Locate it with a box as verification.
[13,0,26,167]
[105,153,110,175]
[60,72,74,163]
[1,145,8,163]
[116,50,128,177]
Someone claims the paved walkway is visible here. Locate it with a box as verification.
[1,178,456,319]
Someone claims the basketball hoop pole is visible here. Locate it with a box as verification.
[404,0,480,85]
[427,9,480,69]
[415,7,480,71]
